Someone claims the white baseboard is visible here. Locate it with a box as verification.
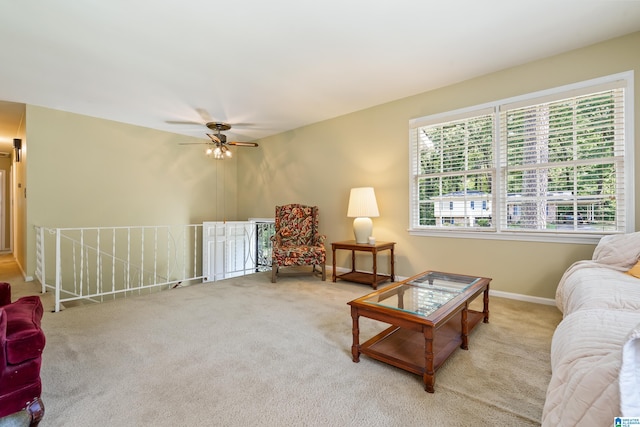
[13,256,34,282]
[489,289,555,306]
[332,267,556,306]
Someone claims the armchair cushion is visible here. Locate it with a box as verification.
[273,244,326,267]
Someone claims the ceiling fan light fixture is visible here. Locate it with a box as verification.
[177,122,257,160]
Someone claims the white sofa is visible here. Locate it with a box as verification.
[542,232,640,426]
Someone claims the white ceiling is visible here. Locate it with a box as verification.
[1,0,640,148]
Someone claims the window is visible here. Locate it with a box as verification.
[409,72,634,243]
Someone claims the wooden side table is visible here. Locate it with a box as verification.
[332,240,395,289]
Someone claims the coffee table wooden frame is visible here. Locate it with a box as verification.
[347,270,491,393]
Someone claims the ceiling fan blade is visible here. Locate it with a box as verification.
[227,141,259,147]
[178,142,211,146]
[195,108,212,123]
[229,123,256,128]
[166,120,204,125]
[207,133,222,143]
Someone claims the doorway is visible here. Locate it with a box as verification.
[0,169,6,252]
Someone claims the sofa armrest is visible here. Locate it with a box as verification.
[2,297,45,364]
[0,283,11,307]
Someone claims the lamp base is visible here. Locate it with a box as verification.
[353,217,373,244]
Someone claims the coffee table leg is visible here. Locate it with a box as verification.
[351,306,361,362]
[424,327,435,393]
[461,306,469,350]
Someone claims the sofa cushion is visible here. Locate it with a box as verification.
[543,309,640,426]
[2,296,45,365]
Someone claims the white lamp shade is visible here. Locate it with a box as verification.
[347,187,379,218]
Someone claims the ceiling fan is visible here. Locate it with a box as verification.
[179,122,258,159]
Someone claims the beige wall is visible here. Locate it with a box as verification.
[13,112,26,273]
[23,106,237,276]
[237,31,640,300]
[16,32,640,299]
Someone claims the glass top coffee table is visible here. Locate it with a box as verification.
[347,270,491,393]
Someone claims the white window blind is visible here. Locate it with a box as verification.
[499,88,626,233]
[410,110,495,230]
[409,73,633,242]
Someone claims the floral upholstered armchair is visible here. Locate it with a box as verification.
[271,204,326,283]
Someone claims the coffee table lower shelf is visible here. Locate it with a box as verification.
[359,310,485,379]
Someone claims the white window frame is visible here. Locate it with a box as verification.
[409,71,635,244]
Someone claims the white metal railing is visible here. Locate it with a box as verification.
[35,225,204,312]
[35,222,275,312]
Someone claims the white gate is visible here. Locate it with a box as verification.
[202,221,257,282]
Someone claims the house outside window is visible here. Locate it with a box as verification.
[409,72,634,243]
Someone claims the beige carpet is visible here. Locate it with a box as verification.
[1,256,562,426]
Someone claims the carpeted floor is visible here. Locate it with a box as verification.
[1,255,563,426]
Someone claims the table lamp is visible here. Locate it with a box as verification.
[347,187,380,244]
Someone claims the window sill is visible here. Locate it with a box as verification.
[408,228,608,245]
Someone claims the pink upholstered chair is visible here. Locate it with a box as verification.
[271,204,326,283]
[0,283,46,426]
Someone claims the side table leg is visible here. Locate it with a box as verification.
[483,284,490,323]
[351,307,361,362]
[332,246,337,282]
[424,327,435,393]
[351,250,356,273]
[372,248,378,290]
[390,246,395,281]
